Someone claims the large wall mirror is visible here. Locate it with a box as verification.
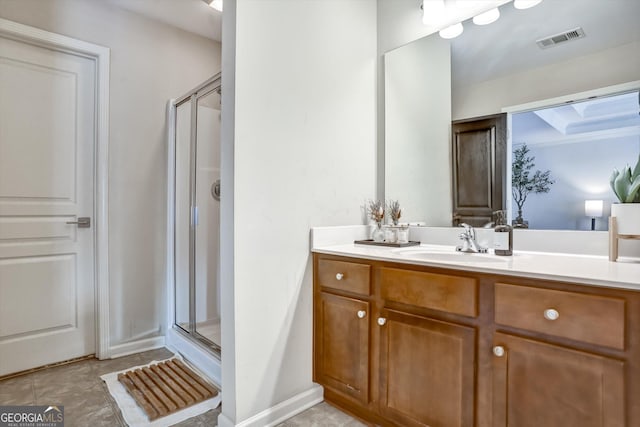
[384,0,640,230]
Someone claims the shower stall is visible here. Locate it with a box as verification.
[167,74,222,376]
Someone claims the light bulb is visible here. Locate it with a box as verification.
[439,22,464,39]
[422,0,446,25]
[208,0,223,11]
[514,0,542,10]
[473,8,500,25]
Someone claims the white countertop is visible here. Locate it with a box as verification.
[312,243,640,291]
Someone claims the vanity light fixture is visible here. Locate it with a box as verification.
[203,0,223,12]
[422,0,446,25]
[585,199,603,231]
[513,0,543,10]
[439,22,464,39]
[473,7,500,25]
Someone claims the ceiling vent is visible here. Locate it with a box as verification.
[536,27,585,49]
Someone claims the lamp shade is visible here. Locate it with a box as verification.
[585,200,603,217]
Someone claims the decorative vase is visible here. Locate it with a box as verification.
[513,210,529,229]
[611,203,640,235]
[371,222,384,242]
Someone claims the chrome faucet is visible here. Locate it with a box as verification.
[456,223,488,253]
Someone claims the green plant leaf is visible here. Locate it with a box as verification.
[627,178,640,203]
[613,166,632,203]
[610,169,621,200]
[632,154,640,181]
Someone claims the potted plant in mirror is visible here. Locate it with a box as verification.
[511,143,555,228]
[610,154,640,235]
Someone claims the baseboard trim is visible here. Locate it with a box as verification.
[108,336,166,359]
[218,384,324,427]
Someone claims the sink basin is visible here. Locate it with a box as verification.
[392,249,509,264]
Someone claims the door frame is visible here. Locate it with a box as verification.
[0,18,111,359]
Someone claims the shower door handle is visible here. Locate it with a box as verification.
[211,179,221,201]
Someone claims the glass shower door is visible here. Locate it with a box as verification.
[173,78,221,353]
[193,89,221,348]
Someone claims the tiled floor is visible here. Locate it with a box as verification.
[0,348,364,426]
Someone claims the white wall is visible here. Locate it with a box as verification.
[221,0,377,424]
[385,35,452,225]
[0,0,221,350]
[452,41,640,120]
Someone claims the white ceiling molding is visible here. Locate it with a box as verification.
[513,125,640,148]
[533,92,639,136]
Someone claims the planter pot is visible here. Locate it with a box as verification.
[611,203,640,235]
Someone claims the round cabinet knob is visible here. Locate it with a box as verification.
[493,346,505,357]
[377,317,387,326]
[544,308,560,321]
[335,273,344,281]
[357,310,366,319]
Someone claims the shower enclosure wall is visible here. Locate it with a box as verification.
[167,74,221,367]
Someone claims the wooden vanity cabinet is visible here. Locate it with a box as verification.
[314,258,372,407]
[378,309,476,427]
[492,332,624,427]
[313,253,639,426]
[492,282,628,427]
[316,292,370,405]
[314,254,479,426]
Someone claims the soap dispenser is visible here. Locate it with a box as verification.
[493,210,513,256]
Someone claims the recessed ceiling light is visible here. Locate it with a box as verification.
[439,22,464,39]
[473,7,500,25]
[514,0,542,10]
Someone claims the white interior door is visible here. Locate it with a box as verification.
[0,34,96,376]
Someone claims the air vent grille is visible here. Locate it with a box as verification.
[536,27,585,49]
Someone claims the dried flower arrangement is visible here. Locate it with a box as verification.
[367,199,385,223]
[387,200,402,225]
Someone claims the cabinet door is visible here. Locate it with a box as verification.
[316,292,370,404]
[378,309,476,427]
[492,333,625,427]
[451,113,506,227]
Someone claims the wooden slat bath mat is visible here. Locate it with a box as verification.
[117,359,218,421]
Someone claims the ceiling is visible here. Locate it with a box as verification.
[451,0,640,87]
[103,0,639,90]
[104,0,221,42]
[513,91,640,146]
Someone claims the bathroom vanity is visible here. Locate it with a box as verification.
[312,244,640,427]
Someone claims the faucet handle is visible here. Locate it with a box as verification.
[459,223,475,239]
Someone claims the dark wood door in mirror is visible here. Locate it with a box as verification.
[452,113,506,227]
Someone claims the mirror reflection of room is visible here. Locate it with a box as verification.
[511,91,640,231]
[384,0,640,231]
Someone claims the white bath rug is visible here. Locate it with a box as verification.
[101,356,221,427]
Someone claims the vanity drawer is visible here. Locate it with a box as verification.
[380,267,478,317]
[494,283,625,350]
[317,258,371,295]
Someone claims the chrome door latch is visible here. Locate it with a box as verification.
[66,217,91,228]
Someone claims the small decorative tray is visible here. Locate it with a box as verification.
[354,240,420,248]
